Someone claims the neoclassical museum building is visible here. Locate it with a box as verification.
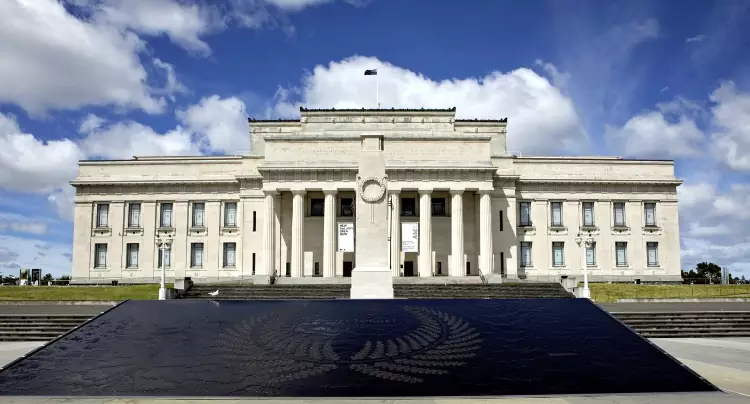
[70,108,682,284]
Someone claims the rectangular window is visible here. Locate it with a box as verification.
[127,203,141,228]
[191,243,204,268]
[192,202,205,227]
[401,198,417,217]
[582,202,595,226]
[552,242,565,267]
[644,202,657,226]
[286,262,291,277]
[431,198,446,216]
[615,242,628,267]
[157,247,171,269]
[437,261,442,275]
[224,202,238,226]
[519,202,532,226]
[647,242,659,267]
[310,198,324,217]
[499,210,504,232]
[520,242,532,267]
[223,242,236,268]
[160,203,173,227]
[550,202,563,226]
[252,211,257,232]
[340,198,353,217]
[586,242,596,266]
[126,243,139,268]
[613,202,626,227]
[252,253,256,275]
[314,262,320,276]
[96,203,109,228]
[94,243,107,268]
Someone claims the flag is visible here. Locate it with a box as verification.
[364,69,378,76]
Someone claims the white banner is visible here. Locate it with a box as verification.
[401,222,419,252]
[338,222,354,252]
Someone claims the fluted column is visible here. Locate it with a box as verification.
[479,190,493,276]
[291,190,306,277]
[262,191,277,276]
[323,189,337,278]
[419,189,432,277]
[451,190,464,277]
[389,191,401,277]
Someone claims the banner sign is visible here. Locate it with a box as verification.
[338,222,355,252]
[401,222,419,252]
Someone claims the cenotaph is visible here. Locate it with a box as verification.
[350,133,394,299]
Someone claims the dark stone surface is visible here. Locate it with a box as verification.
[0,299,716,397]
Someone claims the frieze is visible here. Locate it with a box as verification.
[76,183,241,196]
[263,170,357,183]
[517,182,678,194]
[388,170,492,182]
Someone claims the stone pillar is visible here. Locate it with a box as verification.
[451,190,464,277]
[479,190,493,277]
[323,189,337,278]
[389,191,401,277]
[419,189,432,277]
[291,190,306,277]
[262,191,277,276]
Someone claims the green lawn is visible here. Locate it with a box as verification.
[589,283,750,303]
[0,284,173,301]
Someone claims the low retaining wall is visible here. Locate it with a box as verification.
[617,298,750,303]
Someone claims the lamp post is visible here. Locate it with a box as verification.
[575,231,594,299]
[155,235,173,300]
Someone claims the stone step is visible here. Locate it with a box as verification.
[625,323,750,329]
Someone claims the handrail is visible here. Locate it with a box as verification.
[478,267,488,284]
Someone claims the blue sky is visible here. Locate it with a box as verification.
[0,0,749,278]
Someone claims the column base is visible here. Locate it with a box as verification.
[350,266,394,299]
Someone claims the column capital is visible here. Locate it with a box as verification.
[418,188,433,195]
[477,189,493,195]
[263,189,278,196]
[323,189,338,196]
[450,189,465,195]
[291,189,307,196]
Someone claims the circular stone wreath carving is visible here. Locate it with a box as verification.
[359,176,386,203]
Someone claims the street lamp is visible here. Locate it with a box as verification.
[155,234,173,300]
[575,231,594,299]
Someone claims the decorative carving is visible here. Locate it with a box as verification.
[358,176,387,203]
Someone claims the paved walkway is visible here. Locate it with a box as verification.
[1,338,749,403]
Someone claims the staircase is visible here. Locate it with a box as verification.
[612,311,750,338]
[181,282,573,300]
[0,315,92,342]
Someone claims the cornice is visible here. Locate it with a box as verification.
[78,156,242,165]
[517,179,682,185]
[262,133,492,141]
[71,179,239,187]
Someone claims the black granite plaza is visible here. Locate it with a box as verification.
[0,299,716,397]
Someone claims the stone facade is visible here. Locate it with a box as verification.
[70,108,683,284]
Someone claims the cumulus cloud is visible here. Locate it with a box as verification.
[272,56,587,154]
[604,108,705,158]
[178,95,249,154]
[0,235,74,277]
[0,212,48,235]
[678,182,750,277]
[0,113,83,194]
[79,121,200,159]
[709,81,750,171]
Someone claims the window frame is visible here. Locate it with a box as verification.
[646,241,659,267]
[340,197,354,217]
[401,197,417,217]
[223,242,237,268]
[309,198,325,217]
[519,201,532,227]
[550,201,564,227]
[125,243,139,268]
[223,201,238,227]
[127,202,141,228]
[615,241,628,267]
[190,242,204,268]
[431,197,447,217]
[644,202,657,227]
[191,202,206,227]
[613,202,627,227]
[582,201,595,227]
[552,241,565,267]
[96,203,109,228]
[586,242,597,267]
[94,243,108,268]
[520,241,533,268]
[160,202,173,228]
[157,246,171,269]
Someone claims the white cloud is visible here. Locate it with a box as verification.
[686,34,706,43]
[534,59,571,89]
[0,0,167,115]
[0,235,72,277]
[0,212,48,235]
[48,186,77,222]
[272,56,587,154]
[709,81,750,171]
[679,182,750,277]
[0,113,83,194]
[79,114,107,133]
[178,95,249,154]
[604,109,705,158]
[152,58,188,98]
[80,121,200,159]
[263,0,368,12]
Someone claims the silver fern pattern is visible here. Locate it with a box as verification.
[216,306,482,384]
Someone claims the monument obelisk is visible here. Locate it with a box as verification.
[350,133,394,299]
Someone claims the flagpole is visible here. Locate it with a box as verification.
[376,73,380,108]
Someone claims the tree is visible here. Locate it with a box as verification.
[695,262,724,284]
[41,273,53,283]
